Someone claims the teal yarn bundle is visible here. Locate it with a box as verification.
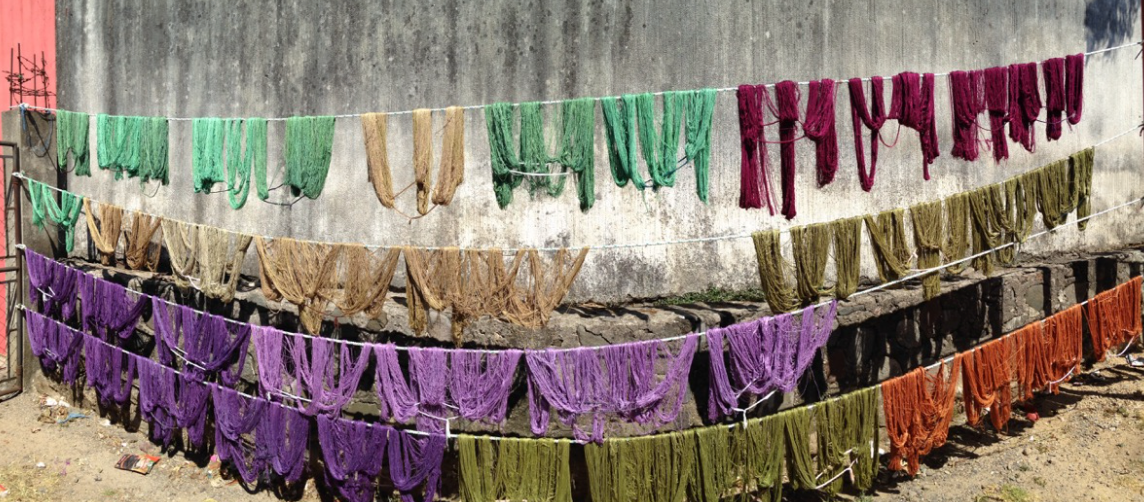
[484,98,596,211]
[96,114,168,184]
[56,110,90,176]
[192,118,267,208]
[27,179,83,253]
[285,116,337,199]
[603,90,715,201]
[192,118,226,192]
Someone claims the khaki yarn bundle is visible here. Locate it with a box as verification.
[751,230,799,313]
[255,237,342,334]
[83,199,123,265]
[361,107,464,216]
[123,210,162,271]
[831,217,862,300]
[324,244,401,319]
[864,208,912,283]
[403,247,588,343]
[160,220,252,303]
[458,437,572,502]
[791,223,833,303]
[1071,147,1094,230]
[942,192,971,274]
[910,200,943,299]
[968,186,1002,275]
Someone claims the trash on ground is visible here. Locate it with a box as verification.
[115,454,160,475]
[56,412,87,426]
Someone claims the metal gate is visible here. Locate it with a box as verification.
[0,140,23,399]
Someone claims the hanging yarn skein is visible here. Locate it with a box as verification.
[910,200,944,299]
[774,80,801,219]
[83,199,123,265]
[984,66,1011,163]
[864,208,912,283]
[848,76,888,191]
[602,94,647,191]
[1042,57,1067,141]
[751,229,799,313]
[97,115,169,184]
[56,109,90,176]
[684,89,717,202]
[27,178,84,253]
[226,119,268,209]
[832,216,862,299]
[635,91,684,191]
[1066,53,1085,125]
[255,237,341,334]
[485,99,595,210]
[949,69,986,162]
[883,358,962,476]
[888,72,940,179]
[736,84,776,212]
[285,115,337,199]
[803,79,839,187]
[361,108,465,214]
[1008,62,1042,153]
[123,210,162,271]
[160,220,253,302]
[458,437,572,502]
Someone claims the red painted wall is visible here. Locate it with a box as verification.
[0,0,55,356]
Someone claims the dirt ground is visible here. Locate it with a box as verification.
[865,358,1144,502]
[0,360,1142,502]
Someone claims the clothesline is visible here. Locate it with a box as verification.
[9,42,1139,122]
[11,122,1140,254]
[21,274,1136,446]
[18,173,1142,361]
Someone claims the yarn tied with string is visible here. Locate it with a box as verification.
[24,249,80,320]
[56,109,90,176]
[984,66,1010,162]
[882,357,962,476]
[1086,276,1143,361]
[27,178,84,253]
[24,309,83,384]
[83,199,122,265]
[1042,57,1067,141]
[285,115,337,199]
[1066,53,1085,125]
[1008,62,1042,153]
[804,79,839,186]
[151,298,251,386]
[888,72,940,179]
[950,70,986,161]
[775,80,801,219]
[526,335,699,442]
[77,273,149,341]
[706,302,837,420]
[736,84,776,211]
[361,108,464,215]
[848,76,888,191]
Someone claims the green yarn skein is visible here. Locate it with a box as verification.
[285,115,336,199]
[27,179,83,253]
[56,110,90,176]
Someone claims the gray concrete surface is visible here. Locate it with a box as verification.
[45,0,1144,304]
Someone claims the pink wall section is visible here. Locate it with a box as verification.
[0,0,55,356]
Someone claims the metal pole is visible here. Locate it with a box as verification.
[0,140,22,400]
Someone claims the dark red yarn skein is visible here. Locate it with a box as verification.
[775,80,801,220]
[1066,53,1085,126]
[984,66,1010,163]
[737,84,775,213]
[804,79,839,188]
[950,69,986,161]
[889,72,940,180]
[1008,62,1042,153]
[849,76,887,191]
[1042,57,1066,141]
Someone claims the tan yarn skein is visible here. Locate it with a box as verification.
[942,192,971,274]
[432,106,465,206]
[412,109,434,215]
[124,211,162,271]
[326,244,401,318]
[254,237,341,333]
[361,112,395,208]
[83,199,123,265]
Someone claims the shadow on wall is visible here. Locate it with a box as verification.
[1086,0,1141,53]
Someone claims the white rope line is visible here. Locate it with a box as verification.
[10,42,1139,121]
[815,461,856,490]
[14,121,1139,255]
[17,152,1144,360]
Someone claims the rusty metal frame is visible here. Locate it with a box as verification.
[0,140,23,400]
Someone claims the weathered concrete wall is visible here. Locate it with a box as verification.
[52,0,1144,304]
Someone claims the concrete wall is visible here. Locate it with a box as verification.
[54,0,1144,304]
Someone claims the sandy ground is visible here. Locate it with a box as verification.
[864,359,1144,502]
[0,359,1142,501]
[0,391,320,502]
